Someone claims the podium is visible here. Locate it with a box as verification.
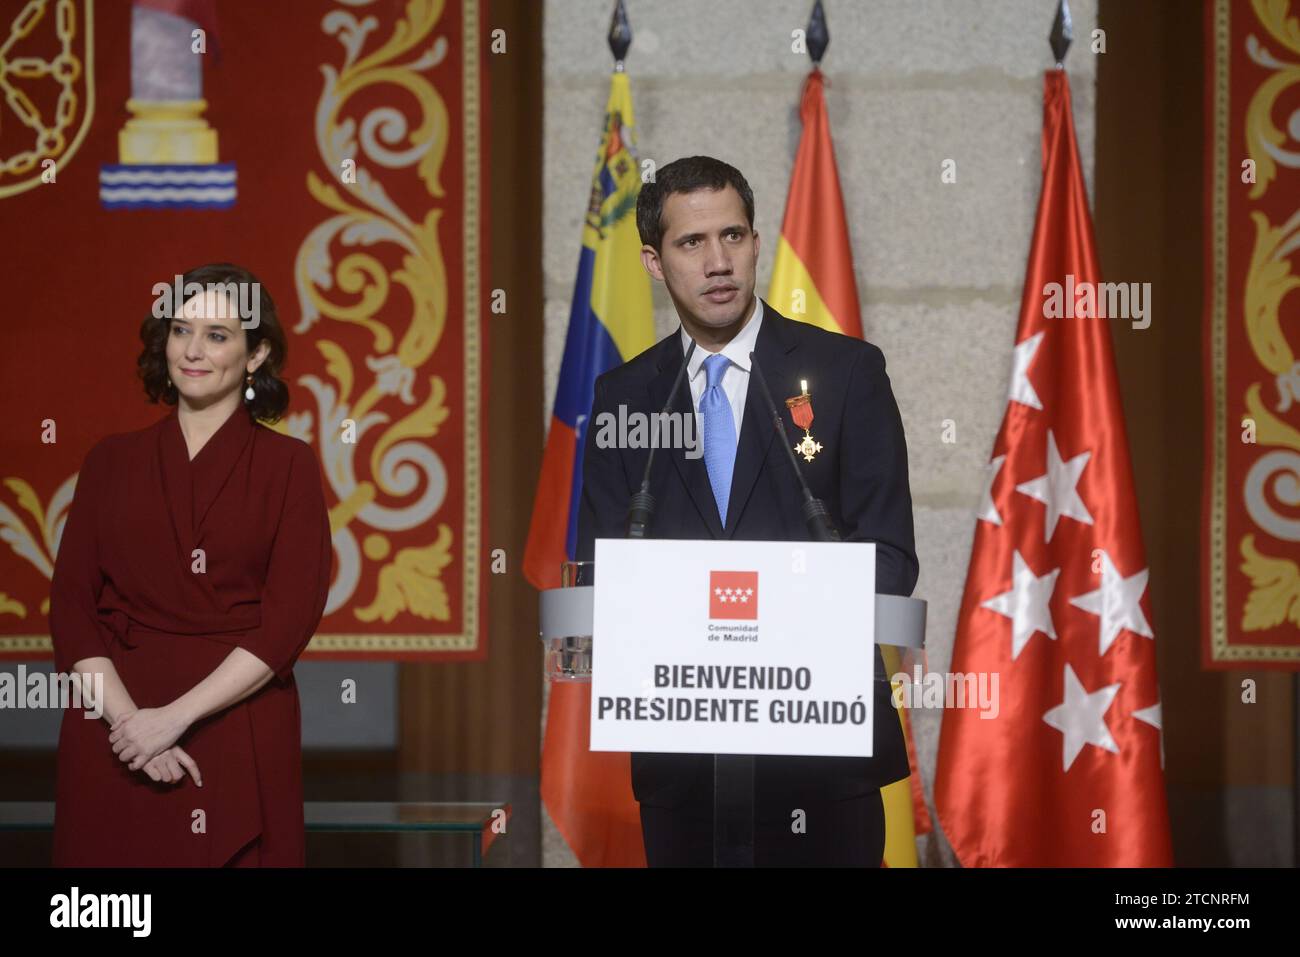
[539,540,926,867]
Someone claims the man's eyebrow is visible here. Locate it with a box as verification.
[673,224,749,245]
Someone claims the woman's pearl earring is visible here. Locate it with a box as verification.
[244,373,255,402]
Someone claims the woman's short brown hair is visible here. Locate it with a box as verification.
[137,262,290,423]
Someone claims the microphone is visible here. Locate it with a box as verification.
[748,351,841,542]
[625,339,697,538]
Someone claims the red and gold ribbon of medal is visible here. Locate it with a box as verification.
[784,379,823,463]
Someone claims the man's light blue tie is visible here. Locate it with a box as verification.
[701,353,737,526]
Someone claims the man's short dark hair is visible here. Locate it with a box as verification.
[636,155,755,252]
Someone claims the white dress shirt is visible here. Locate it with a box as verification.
[678,295,764,453]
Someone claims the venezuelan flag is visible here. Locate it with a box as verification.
[523,72,654,591]
[528,72,654,868]
[769,67,932,867]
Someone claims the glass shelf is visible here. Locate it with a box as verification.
[0,801,511,867]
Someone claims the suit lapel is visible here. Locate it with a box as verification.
[723,303,799,538]
[647,335,725,538]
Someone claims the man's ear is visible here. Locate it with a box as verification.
[641,244,665,282]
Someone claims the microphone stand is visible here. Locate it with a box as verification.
[749,351,841,543]
[625,340,697,538]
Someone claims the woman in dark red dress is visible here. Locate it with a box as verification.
[50,263,333,866]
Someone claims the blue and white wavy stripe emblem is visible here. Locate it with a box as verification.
[99,164,238,209]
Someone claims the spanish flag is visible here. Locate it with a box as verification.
[527,72,654,867]
[768,67,932,867]
[767,68,862,337]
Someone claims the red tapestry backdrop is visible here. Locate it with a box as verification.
[0,0,487,662]
[1203,0,1300,669]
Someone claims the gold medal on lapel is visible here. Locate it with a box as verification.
[785,379,823,463]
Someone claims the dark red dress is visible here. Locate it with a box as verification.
[50,406,332,866]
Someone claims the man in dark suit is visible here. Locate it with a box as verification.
[576,155,918,867]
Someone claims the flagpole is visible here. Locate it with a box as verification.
[806,0,828,66]
[934,0,1173,867]
[608,0,629,72]
[1050,0,1073,70]
[533,0,657,867]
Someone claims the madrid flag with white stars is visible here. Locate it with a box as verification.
[933,71,1172,866]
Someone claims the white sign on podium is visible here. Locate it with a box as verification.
[590,538,877,757]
